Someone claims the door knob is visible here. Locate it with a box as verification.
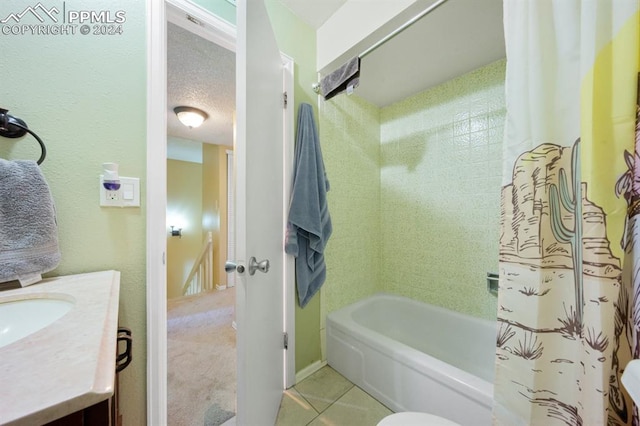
[248,257,270,276]
[225,261,245,274]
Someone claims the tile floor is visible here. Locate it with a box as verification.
[221,365,392,426]
[275,366,393,426]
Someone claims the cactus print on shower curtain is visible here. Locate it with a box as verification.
[493,1,640,425]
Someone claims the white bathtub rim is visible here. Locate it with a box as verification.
[327,315,494,409]
[333,292,496,328]
[327,293,495,407]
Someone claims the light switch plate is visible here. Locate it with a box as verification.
[100,176,140,207]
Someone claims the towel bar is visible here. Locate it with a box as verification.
[0,109,47,165]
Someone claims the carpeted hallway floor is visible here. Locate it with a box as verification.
[167,287,236,426]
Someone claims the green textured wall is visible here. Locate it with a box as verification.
[380,60,505,320]
[0,0,147,423]
[319,95,382,315]
[265,1,323,374]
[319,60,505,323]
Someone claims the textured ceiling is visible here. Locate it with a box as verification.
[167,22,235,147]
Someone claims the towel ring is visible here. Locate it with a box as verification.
[0,109,46,165]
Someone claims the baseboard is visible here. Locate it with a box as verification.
[295,360,327,384]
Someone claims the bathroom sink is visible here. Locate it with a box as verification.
[0,271,120,425]
[0,297,74,348]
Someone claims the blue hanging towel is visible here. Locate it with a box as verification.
[285,103,332,308]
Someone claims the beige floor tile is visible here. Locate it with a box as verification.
[308,387,393,426]
[294,366,354,413]
[275,388,319,426]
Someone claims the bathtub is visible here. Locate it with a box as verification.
[326,293,495,426]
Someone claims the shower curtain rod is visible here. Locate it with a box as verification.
[359,0,450,59]
[313,0,451,94]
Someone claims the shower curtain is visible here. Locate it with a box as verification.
[494,1,640,425]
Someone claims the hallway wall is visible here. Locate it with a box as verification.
[167,159,204,298]
[202,144,229,289]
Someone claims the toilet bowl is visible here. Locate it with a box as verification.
[377,412,461,426]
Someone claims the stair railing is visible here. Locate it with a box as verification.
[181,232,214,296]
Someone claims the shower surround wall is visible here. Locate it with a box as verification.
[380,60,505,320]
[321,60,505,321]
[320,95,382,315]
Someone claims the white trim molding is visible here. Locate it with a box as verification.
[166,0,236,51]
[295,360,327,384]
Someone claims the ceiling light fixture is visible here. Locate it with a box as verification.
[174,106,208,128]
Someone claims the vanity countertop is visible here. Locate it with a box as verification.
[0,270,121,426]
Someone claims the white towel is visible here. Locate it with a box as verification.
[0,159,60,285]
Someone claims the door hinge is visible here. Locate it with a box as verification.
[283,91,288,109]
[283,332,288,350]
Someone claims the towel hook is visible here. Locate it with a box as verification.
[0,108,47,165]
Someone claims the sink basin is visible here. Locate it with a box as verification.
[0,296,74,348]
[0,271,120,425]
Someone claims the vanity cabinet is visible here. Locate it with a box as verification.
[43,325,131,426]
[44,394,116,426]
[0,271,122,425]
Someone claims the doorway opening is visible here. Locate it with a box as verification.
[166,7,237,425]
[146,1,295,423]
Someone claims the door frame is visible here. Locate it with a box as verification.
[146,1,295,424]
